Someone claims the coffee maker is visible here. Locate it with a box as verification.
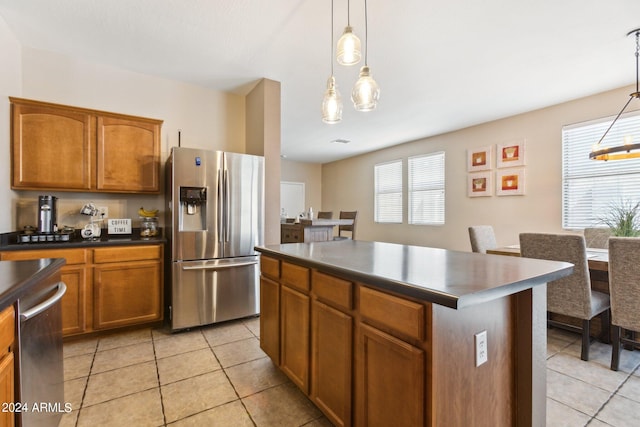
[38,195,58,234]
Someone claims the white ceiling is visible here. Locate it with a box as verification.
[1,0,640,163]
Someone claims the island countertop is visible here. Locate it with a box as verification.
[255,240,573,309]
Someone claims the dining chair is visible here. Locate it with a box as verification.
[335,211,357,240]
[608,237,640,370]
[468,225,497,254]
[317,211,333,219]
[584,227,612,249]
[519,233,611,361]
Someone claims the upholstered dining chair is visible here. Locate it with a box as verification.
[468,225,497,254]
[335,211,357,240]
[608,237,640,371]
[584,227,612,249]
[519,233,611,361]
[317,211,333,219]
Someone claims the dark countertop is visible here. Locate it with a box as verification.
[255,240,574,309]
[0,229,166,251]
[0,258,66,311]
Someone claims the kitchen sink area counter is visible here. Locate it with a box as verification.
[255,240,573,427]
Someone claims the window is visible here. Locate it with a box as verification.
[374,160,402,223]
[408,152,445,225]
[562,111,640,229]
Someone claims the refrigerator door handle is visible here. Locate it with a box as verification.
[224,169,230,242]
[217,169,224,243]
[181,260,259,271]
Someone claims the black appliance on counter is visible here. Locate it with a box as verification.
[38,195,57,234]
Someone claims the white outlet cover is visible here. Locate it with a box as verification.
[475,330,488,367]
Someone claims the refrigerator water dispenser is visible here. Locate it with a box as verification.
[179,187,207,231]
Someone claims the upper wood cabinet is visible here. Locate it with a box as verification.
[10,97,162,193]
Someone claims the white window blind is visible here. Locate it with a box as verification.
[374,160,403,223]
[408,152,445,225]
[562,111,640,229]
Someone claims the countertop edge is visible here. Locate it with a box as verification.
[255,243,574,309]
[0,258,66,311]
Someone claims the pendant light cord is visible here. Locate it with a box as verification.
[635,30,639,94]
[347,0,350,25]
[364,0,368,65]
[331,0,334,76]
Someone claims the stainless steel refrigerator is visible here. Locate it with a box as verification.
[167,147,264,331]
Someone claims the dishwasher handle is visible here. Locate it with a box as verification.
[20,282,67,322]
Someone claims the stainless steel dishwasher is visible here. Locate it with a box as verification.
[18,276,66,427]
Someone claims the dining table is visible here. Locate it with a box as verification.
[280,218,354,243]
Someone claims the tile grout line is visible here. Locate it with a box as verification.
[151,330,170,427]
[71,339,99,427]
[586,361,640,426]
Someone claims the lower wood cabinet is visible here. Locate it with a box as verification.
[0,305,15,427]
[0,244,163,338]
[259,276,280,364]
[280,284,310,393]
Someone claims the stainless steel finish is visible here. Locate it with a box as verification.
[20,282,67,320]
[19,278,67,427]
[168,147,264,331]
[38,195,58,234]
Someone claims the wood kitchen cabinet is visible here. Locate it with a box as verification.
[93,245,163,330]
[0,244,163,338]
[10,97,162,193]
[0,305,15,427]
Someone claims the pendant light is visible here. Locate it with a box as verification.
[590,28,640,161]
[322,0,343,123]
[336,0,361,66]
[351,0,380,111]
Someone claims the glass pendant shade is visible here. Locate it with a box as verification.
[322,76,343,124]
[336,26,361,66]
[351,66,380,111]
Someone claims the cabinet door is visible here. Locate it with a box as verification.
[60,265,89,336]
[0,352,14,427]
[280,285,310,393]
[355,323,424,427]
[311,299,352,427]
[96,115,160,193]
[260,276,280,364]
[11,100,94,190]
[93,260,162,329]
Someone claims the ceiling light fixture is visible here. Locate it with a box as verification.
[590,28,640,161]
[351,0,380,111]
[336,0,361,66]
[322,0,343,124]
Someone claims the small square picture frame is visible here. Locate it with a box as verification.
[496,140,525,168]
[468,172,492,197]
[496,168,525,196]
[467,146,493,172]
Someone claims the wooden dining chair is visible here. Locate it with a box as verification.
[608,237,640,370]
[468,225,497,254]
[335,211,357,240]
[584,227,612,249]
[519,233,611,361]
[317,211,333,219]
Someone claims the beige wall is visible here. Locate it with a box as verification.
[4,46,247,232]
[0,17,22,232]
[281,159,322,214]
[322,85,635,252]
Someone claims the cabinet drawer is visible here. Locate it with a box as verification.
[0,306,15,355]
[260,255,280,280]
[93,245,162,263]
[0,248,87,265]
[360,286,425,341]
[312,270,352,311]
[282,262,310,293]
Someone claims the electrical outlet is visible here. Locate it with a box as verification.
[475,330,488,367]
[97,206,109,218]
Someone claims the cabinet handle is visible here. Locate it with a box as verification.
[181,260,258,271]
[20,282,67,321]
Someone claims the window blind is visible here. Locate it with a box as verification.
[408,152,445,225]
[562,111,640,229]
[374,160,403,223]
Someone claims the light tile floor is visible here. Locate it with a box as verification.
[59,318,640,426]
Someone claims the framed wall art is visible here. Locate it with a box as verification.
[468,172,492,197]
[496,140,525,168]
[467,146,492,172]
[496,168,525,196]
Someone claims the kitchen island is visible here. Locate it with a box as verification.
[255,240,573,427]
